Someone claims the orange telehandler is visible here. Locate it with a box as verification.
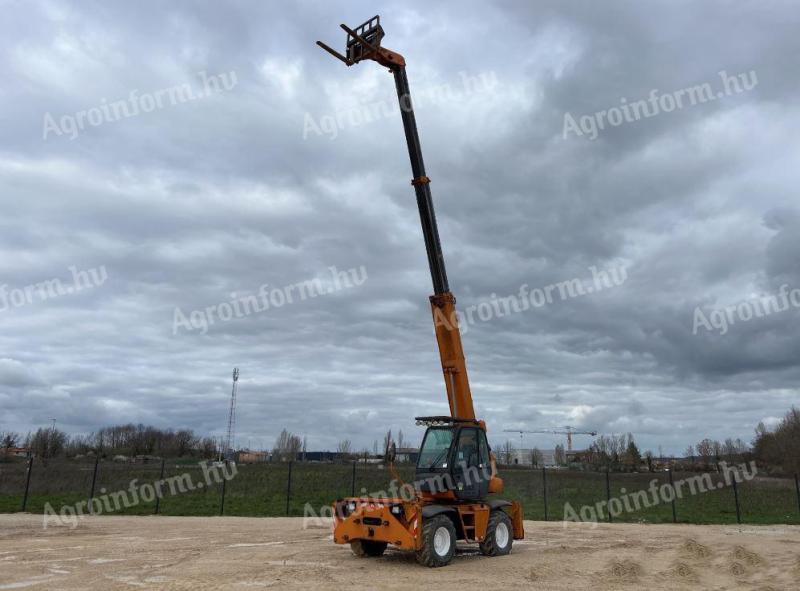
[317,16,524,567]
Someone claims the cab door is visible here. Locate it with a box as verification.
[476,428,491,498]
[452,427,489,500]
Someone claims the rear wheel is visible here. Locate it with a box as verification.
[416,514,456,567]
[479,510,513,557]
[350,539,388,557]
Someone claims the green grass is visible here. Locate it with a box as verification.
[1,461,798,525]
[501,468,800,525]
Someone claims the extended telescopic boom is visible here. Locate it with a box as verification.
[317,16,474,419]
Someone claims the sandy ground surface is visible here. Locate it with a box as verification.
[1,514,799,590]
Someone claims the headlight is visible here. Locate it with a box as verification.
[337,501,357,518]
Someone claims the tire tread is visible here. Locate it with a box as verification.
[479,510,513,557]
[416,514,456,567]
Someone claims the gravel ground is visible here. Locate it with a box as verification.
[1,514,799,590]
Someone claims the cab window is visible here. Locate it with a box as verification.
[478,429,490,467]
[417,428,454,470]
[455,428,479,468]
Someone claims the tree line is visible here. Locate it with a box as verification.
[752,406,800,475]
[0,424,218,462]
[493,406,800,475]
[4,406,797,473]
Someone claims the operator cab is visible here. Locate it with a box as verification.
[414,417,492,500]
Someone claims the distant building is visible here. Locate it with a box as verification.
[2,447,31,458]
[396,447,419,464]
[508,448,589,467]
[301,451,338,463]
[507,448,553,466]
[132,455,162,464]
[238,451,269,463]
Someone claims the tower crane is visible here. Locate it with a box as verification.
[503,426,598,452]
[318,15,523,567]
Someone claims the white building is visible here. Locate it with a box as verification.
[510,448,556,467]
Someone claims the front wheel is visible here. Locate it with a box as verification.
[350,539,388,557]
[479,510,513,557]
[416,515,457,567]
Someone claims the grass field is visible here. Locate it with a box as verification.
[1,460,798,525]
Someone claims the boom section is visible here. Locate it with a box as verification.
[317,16,475,420]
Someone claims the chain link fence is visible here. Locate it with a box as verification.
[1,458,799,525]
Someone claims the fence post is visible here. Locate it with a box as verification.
[605,469,612,523]
[668,469,677,524]
[21,456,33,512]
[795,474,800,517]
[542,466,548,521]
[731,474,742,524]
[351,461,356,497]
[285,461,293,516]
[154,458,166,515]
[88,454,100,514]
[220,461,227,516]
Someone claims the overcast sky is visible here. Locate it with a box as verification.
[1,1,798,455]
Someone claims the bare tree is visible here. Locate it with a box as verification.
[734,438,749,454]
[695,438,715,469]
[337,439,353,458]
[712,440,723,468]
[530,447,543,468]
[623,434,641,472]
[174,429,198,457]
[199,437,217,459]
[273,429,302,462]
[29,427,67,461]
[383,429,393,456]
[1,432,18,451]
[554,443,566,466]
[499,440,515,465]
[644,450,654,472]
[753,406,800,474]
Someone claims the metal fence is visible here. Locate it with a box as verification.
[1,458,799,525]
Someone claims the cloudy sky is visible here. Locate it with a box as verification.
[1,1,798,455]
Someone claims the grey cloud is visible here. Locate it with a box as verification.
[0,1,797,454]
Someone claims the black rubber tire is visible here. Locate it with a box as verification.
[416,514,457,567]
[350,539,388,557]
[479,510,513,557]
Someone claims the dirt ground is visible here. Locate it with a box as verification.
[1,514,799,590]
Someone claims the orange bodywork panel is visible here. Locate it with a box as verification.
[333,498,524,548]
[333,499,418,550]
[455,504,490,542]
[430,292,475,420]
[510,500,525,539]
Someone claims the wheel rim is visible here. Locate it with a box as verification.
[495,521,510,549]
[433,526,451,556]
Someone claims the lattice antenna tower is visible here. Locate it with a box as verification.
[224,368,240,459]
